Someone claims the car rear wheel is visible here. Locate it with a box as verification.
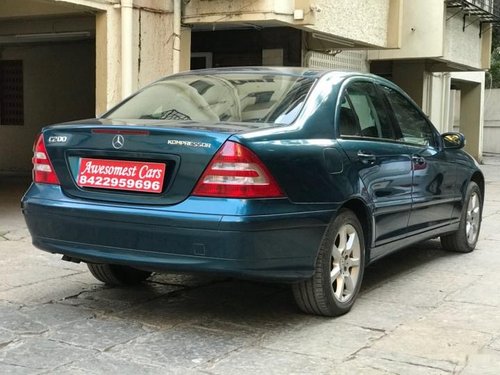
[87,263,152,286]
[440,181,482,253]
[292,209,365,317]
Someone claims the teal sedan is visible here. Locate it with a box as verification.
[22,67,484,316]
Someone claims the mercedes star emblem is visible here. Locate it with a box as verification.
[112,134,125,149]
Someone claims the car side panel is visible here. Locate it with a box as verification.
[337,139,413,244]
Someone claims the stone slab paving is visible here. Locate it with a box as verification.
[0,155,500,374]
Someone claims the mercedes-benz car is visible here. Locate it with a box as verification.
[22,67,484,316]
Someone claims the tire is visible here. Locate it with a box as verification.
[87,263,152,286]
[292,209,365,317]
[440,181,482,253]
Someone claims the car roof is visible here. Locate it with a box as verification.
[170,66,377,80]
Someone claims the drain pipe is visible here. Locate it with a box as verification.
[172,0,181,73]
[121,0,134,98]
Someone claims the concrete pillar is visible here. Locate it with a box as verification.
[95,8,121,115]
[424,72,451,132]
[179,27,192,72]
[460,82,483,161]
[121,0,134,98]
[95,2,176,113]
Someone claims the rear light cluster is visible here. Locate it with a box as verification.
[32,134,60,185]
[193,141,284,198]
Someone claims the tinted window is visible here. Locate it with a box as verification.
[339,82,395,139]
[381,86,436,147]
[105,73,316,126]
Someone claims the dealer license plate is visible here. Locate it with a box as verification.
[77,158,166,193]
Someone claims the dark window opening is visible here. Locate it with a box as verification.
[0,60,24,126]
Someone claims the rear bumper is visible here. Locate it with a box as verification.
[22,184,336,281]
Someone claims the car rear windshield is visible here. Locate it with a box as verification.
[104,73,316,125]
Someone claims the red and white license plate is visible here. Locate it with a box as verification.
[77,158,166,193]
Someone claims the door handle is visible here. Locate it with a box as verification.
[357,151,376,164]
[412,155,426,165]
[412,155,427,170]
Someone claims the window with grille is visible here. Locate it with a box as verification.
[0,60,24,125]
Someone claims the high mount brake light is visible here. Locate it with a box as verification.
[32,134,60,185]
[192,141,285,198]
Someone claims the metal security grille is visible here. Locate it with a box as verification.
[305,50,369,73]
[0,60,24,126]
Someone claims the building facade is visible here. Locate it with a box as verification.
[0,0,498,174]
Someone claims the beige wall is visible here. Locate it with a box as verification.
[95,3,175,113]
[368,1,489,71]
[183,0,309,25]
[484,89,500,154]
[133,9,175,89]
[369,0,444,61]
[96,9,122,115]
[312,0,395,47]
[0,42,95,174]
[184,0,399,48]
[451,72,485,161]
[443,9,486,70]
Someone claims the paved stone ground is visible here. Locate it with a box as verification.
[1,155,500,374]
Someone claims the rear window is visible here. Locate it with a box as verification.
[104,73,316,125]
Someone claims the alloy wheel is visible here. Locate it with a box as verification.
[330,224,361,303]
[466,192,481,245]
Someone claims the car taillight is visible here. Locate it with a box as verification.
[32,134,60,185]
[192,141,285,198]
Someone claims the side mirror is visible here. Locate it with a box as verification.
[442,132,465,149]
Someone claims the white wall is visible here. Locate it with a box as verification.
[368,0,444,61]
[0,41,95,174]
[368,1,489,70]
[444,9,485,70]
[484,89,500,154]
[312,0,393,47]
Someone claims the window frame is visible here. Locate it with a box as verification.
[377,83,439,149]
[336,79,399,141]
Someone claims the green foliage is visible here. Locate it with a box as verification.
[490,28,500,88]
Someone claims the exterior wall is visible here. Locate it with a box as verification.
[133,8,175,89]
[96,9,122,115]
[183,0,314,27]
[0,0,93,17]
[368,1,489,70]
[95,1,175,113]
[443,9,488,70]
[0,41,95,173]
[424,72,452,133]
[311,0,395,47]
[484,89,500,154]
[184,0,400,48]
[368,0,444,61]
[451,71,485,161]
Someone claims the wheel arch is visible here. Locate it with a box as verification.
[470,171,485,203]
[339,198,373,265]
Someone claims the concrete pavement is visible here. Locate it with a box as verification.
[1,155,500,374]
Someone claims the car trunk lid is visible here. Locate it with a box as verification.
[41,120,250,205]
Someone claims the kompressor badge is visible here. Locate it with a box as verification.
[167,140,212,148]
